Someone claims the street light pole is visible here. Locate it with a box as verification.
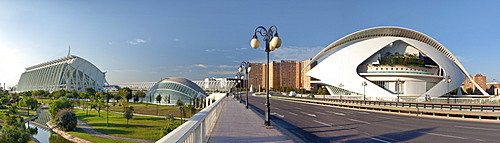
[240,62,251,109]
[339,83,344,100]
[250,25,282,126]
[444,75,452,104]
[396,79,401,102]
[235,73,244,103]
[362,81,367,101]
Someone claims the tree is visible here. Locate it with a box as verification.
[176,99,185,107]
[90,93,108,117]
[120,87,133,102]
[113,93,122,104]
[85,87,96,98]
[134,90,146,102]
[123,106,134,128]
[19,97,38,116]
[0,116,31,143]
[156,94,162,115]
[119,89,131,111]
[167,94,171,104]
[49,98,74,118]
[51,90,66,99]
[54,108,77,131]
[466,88,473,95]
[187,104,196,117]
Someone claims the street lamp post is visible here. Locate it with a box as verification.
[179,106,184,124]
[250,25,282,126]
[396,79,402,102]
[322,86,326,100]
[362,81,367,101]
[235,72,244,103]
[339,83,344,100]
[240,62,252,109]
[443,75,452,104]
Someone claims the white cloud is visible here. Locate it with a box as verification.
[208,70,237,75]
[127,38,148,45]
[174,38,181,42]
[271,46,323,61]
[205,49,218,52]
[218,65,239,68]
[108,42,113,45]
[192,64,208,68]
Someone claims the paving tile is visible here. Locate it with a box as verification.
[208,97,296,143]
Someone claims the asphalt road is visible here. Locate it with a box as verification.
[240,94,500,143]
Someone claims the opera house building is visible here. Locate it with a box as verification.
[305,27,488,98]
[16,55,108,92]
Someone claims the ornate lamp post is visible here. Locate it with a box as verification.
[240,62,252,109]
[235,72,244,103]
[443,75,452,104]
[250,25,282,126]
[395,79,402,102]
[362,81,367,101]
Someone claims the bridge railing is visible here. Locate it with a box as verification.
[157,95,225,143]
[276,96,500,120]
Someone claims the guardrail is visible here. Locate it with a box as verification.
[275,96,500,120]
[157,96,225,143]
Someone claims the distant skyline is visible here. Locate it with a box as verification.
[2,1,500,88]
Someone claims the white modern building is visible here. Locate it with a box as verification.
[17,55,108,92]
[305,26,489,98]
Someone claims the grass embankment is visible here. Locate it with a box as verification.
[106,102,198,118]
[67,128,137,143]
[72,108,170,141]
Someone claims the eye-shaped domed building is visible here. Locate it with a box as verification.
[145,77,208,104]
[305,26,489,98]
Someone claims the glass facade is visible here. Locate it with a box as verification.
[145,77,208,104]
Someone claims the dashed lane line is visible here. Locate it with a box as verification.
[454,126,500,131]
[313,120,332,127]
[348,119,370,124]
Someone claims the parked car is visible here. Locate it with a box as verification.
[289,91,296,96]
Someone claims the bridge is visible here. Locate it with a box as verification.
[159,93,500,143]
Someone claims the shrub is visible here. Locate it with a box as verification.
[49,98,73,118]
[54,108,77,131]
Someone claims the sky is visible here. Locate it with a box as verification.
[1,1,500,88]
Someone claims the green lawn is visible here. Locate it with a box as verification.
[107,102,199,118]
[74,108,169,140]
[67,128,137,143]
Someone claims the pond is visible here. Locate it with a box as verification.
[25,122,72,143]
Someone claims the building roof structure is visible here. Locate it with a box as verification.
[305,26,488,98]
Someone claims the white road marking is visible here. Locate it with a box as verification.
[369,137,391,143]
[313,120,332,127]
[376,116,403,121]
[357,111,370,114]
[270,112,284,118]
[348,119,370,124]
[288,112,298,116]
[300,112,316,117]
[315,112,328,115]
[274,107,281,110]
[454,126,500,131]
[420,132,487,142]
[326,111,345,116]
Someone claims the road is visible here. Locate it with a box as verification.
[240,94,500,143]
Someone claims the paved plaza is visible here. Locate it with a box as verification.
[208,96,296,143]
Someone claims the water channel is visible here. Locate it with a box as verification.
[25,109,71,143]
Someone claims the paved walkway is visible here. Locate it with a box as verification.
[77,120,155,143]
[208,97,296,143]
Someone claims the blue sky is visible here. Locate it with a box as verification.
[1,1,500,87]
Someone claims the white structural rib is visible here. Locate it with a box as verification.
[305,26,488,96]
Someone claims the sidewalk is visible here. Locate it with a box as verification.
[208,97,295,143]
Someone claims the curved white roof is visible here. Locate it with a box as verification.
[306,26,488,96]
